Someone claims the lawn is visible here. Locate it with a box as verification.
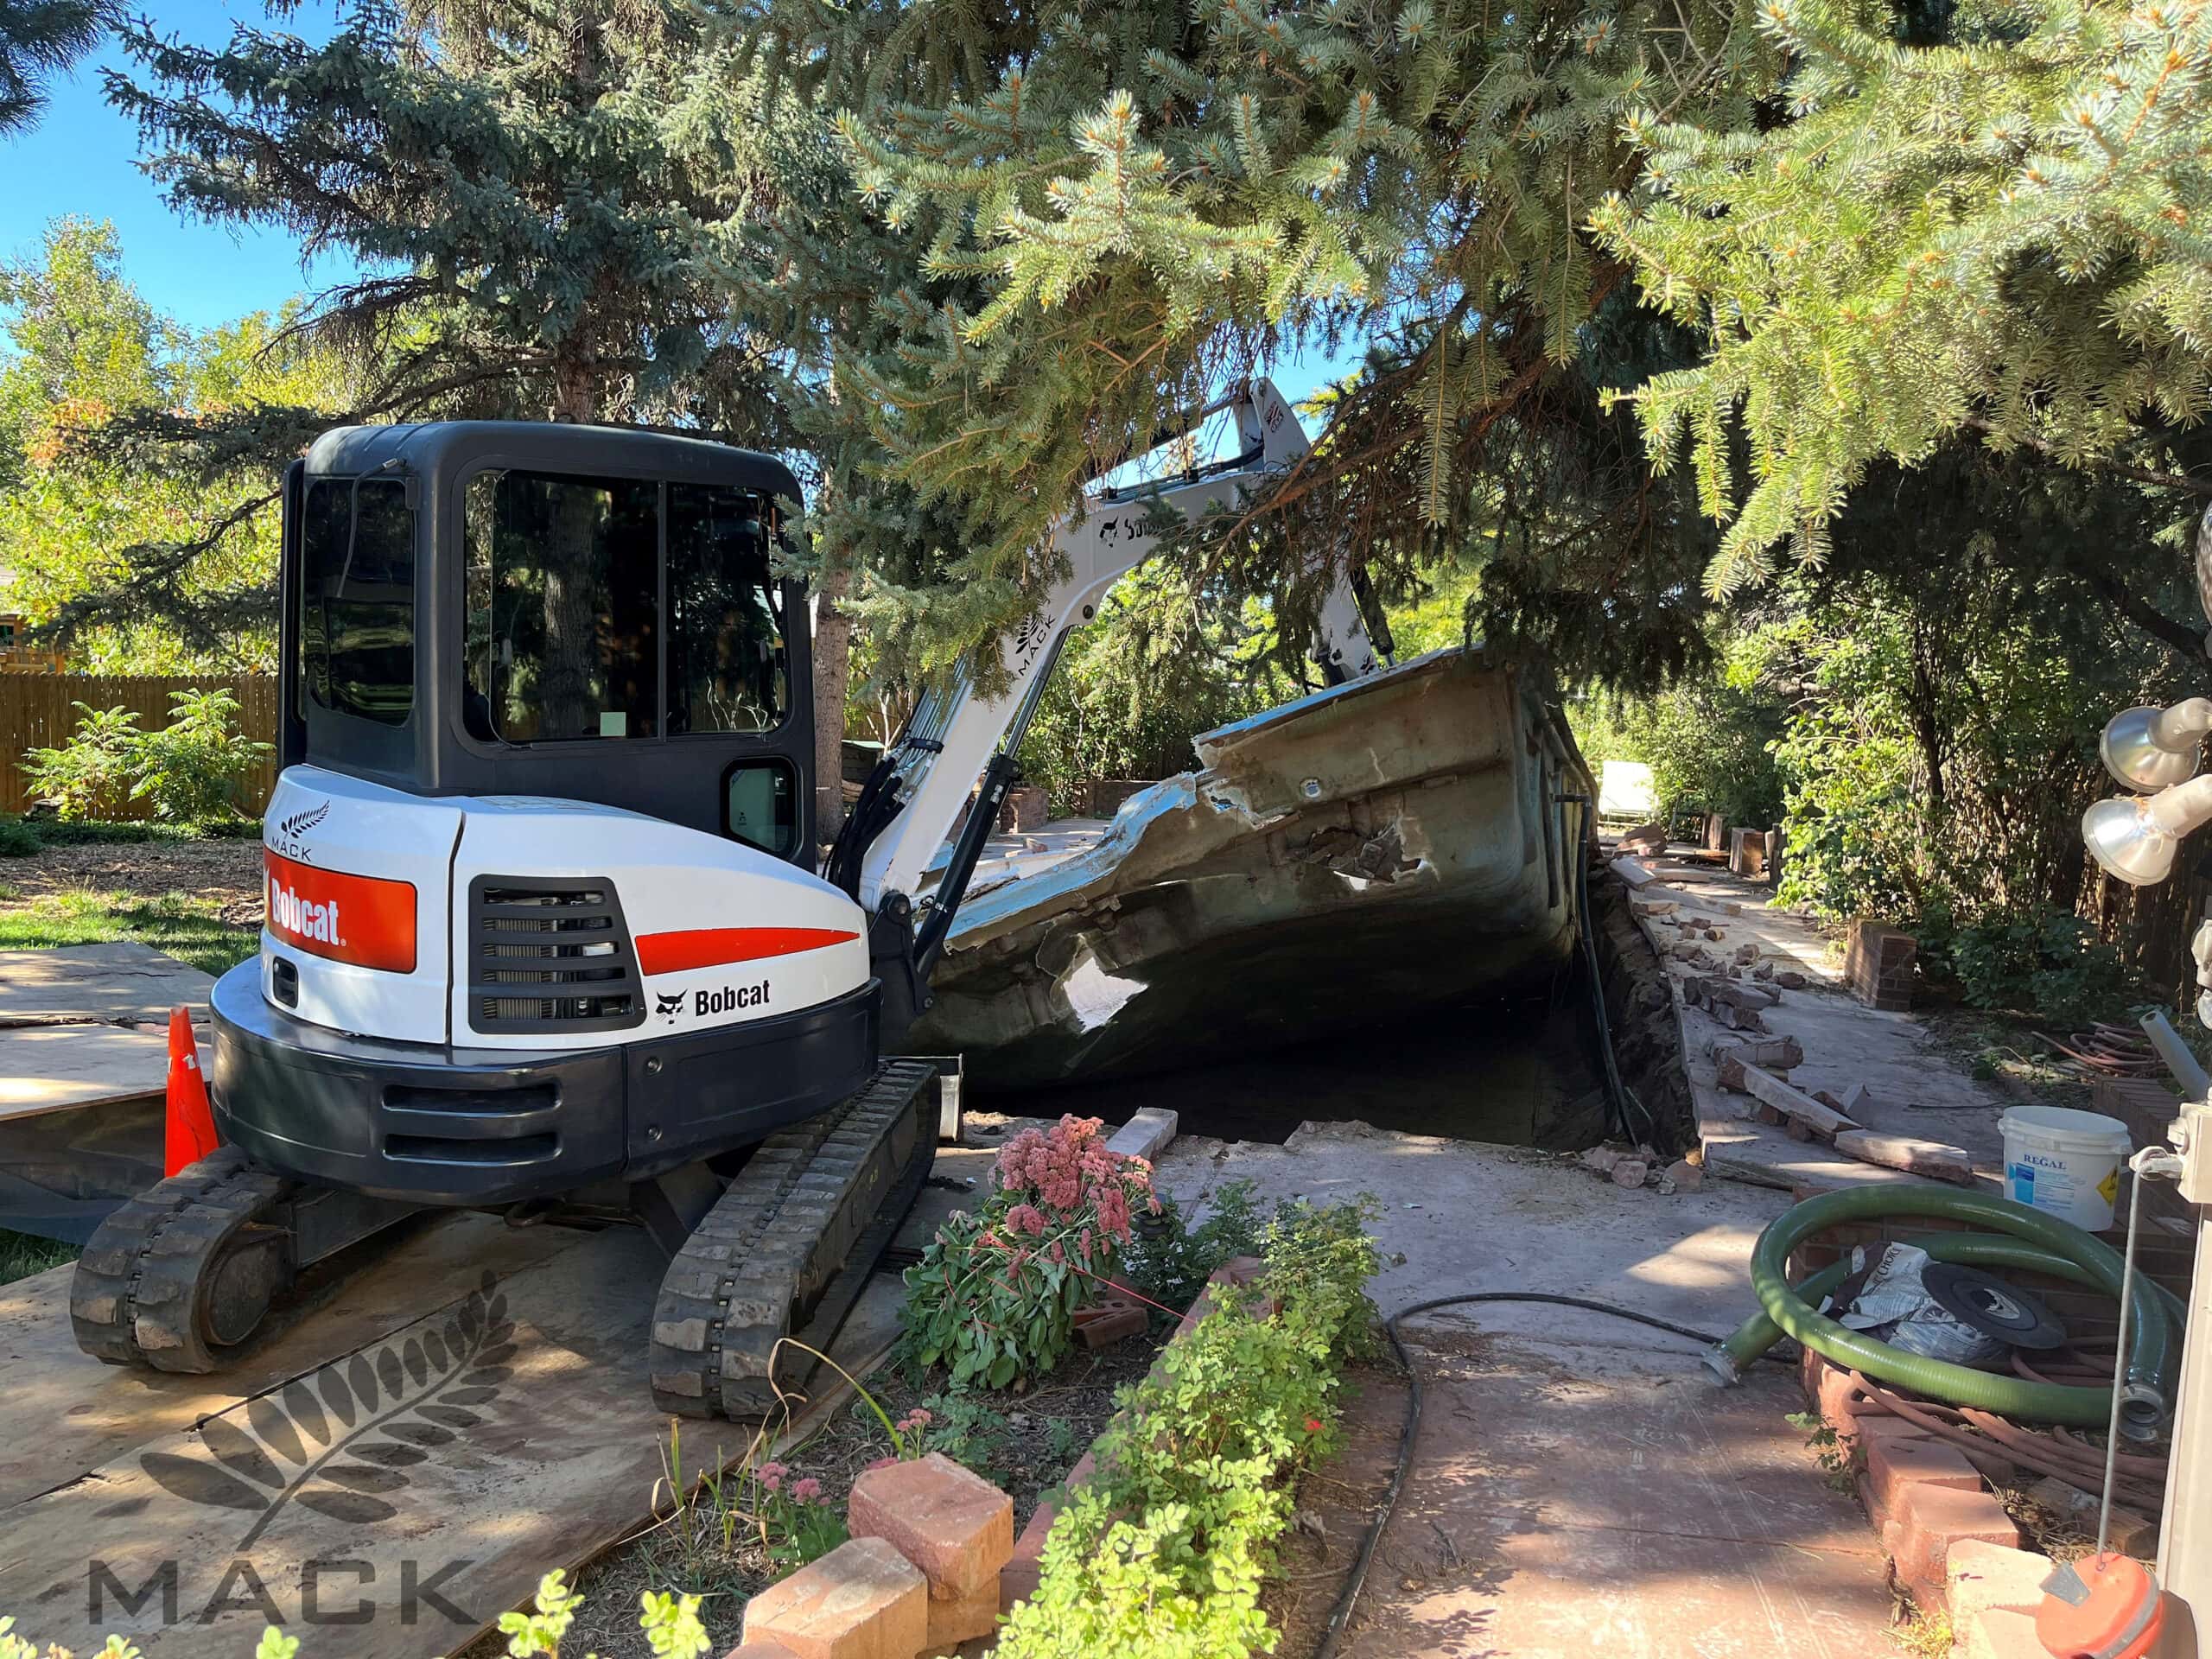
[0,1229,76,1285]
[0,888,259,977]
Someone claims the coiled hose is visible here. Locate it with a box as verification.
[1712,1185,2178,1433]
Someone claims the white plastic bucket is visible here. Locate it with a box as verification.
[2000,1105,2132,1231]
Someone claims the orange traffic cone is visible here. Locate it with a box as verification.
[163,1005,220,1177]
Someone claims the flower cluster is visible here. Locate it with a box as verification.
[995,1115,1150,1250]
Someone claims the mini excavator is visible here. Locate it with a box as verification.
[69,380,1389,1419]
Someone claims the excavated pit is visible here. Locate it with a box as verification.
[969,862,1694,1156]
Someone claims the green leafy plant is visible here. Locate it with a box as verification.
[1942,910,2133,1030]
[126,687,270,823]
[0,817,39,857]
[902,1397,1010,1480]
[20,702,141,821]
[1121,1179,1267,1314]
[18,690,267,827]
[900,1114,1156,1390]
[994,1198,1380,1659]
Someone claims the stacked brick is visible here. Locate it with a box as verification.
[735,1452,1015,1659]
[1844,919,1916,1010]
[1800,1352,2024,1618]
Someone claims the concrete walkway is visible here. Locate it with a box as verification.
[1148,1124,1899,1656]
[1631,855,2018,1192]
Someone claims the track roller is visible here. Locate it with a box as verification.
[70,1147,297,1373]
[649,1059,939,1420]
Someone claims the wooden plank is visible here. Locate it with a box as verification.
[0,944,216,1028]
[1833,1129,1974,1185]
[0,1147,990,1656]
[1610,855,1657,889]
[1738,1063,1859,1143]
[0,1213,580,1510]
[0,1224,906,1656]
[0,1024,170,1121]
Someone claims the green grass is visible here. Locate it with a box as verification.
[0,1229,78,1286]
[0,814,262,857]
[0,889,257,976]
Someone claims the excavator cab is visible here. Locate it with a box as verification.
[278,422,816,857]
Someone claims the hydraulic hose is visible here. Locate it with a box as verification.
[1713,1185,2176,1433]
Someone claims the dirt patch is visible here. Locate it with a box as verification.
[0,836,264,922]
[1263,1362,1413,1659]
[461,1338,1163,1659]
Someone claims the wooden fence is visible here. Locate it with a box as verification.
[0,673,281,818]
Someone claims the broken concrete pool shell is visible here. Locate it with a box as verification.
[908,645,1596,1086]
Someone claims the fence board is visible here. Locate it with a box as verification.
[0,674,280,818]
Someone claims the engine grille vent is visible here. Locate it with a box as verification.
[467,875,645,1034]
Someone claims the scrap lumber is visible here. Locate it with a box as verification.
[1611,855,1658,890]
[1832,1129,1974,1185]
[1738,1063,1859,1144]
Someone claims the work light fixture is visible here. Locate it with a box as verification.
[2101,699,2212,791]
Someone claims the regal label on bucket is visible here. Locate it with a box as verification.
[264,850,417,973]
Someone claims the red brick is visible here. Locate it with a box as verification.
[1073,1300,1147,1349]
[1891,1484,2021,1611]
[1800,1351,1871,1445]
[924,1579,1000,1655]
[849,1452,1014,1601]
[1860,1423,1982,1522]
[1000,1459,1084,1611]
[724,1643,798,1659]
[741,1536,927,1659]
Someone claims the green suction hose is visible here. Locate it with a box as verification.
[1713,1185,2175,1432]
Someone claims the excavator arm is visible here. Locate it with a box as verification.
[829,378,1391,981]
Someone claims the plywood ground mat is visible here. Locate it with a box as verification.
[0,1154,984,1657]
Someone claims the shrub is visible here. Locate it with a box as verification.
[1122,1178,1267,1313]
[127,688,270,823]
[18,690,269,827]
[20,702,142,821]
[1943,908,2134,1029]
[993,1198,1380,1659]
[900,1114,1154,1390]
[0,817,40,858]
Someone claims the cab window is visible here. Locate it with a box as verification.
[299,477,415,727]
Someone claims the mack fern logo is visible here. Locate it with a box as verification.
[278,802,330,840]
[140,1272,512,1548]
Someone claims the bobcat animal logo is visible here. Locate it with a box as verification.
[278,802,329,840]
[656,991,686,1025]
[139,1271,513,1548]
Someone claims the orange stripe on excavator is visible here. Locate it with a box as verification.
[634,926,860,976]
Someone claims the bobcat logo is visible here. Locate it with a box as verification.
[655,991,686,1025]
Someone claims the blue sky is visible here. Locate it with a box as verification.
[1,1,365,331]
[2,2,1361,409]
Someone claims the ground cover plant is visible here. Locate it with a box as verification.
[994,1197,1381,1659]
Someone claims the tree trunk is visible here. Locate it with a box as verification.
[812,558,855,845]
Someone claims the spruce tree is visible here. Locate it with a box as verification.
[54,0,816,650]
[0,0,105,135]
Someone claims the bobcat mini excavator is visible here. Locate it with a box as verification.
[68,379,1387,1421]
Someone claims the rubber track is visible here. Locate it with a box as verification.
[649,1060,938,1420]
[69,1147,293,1373]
